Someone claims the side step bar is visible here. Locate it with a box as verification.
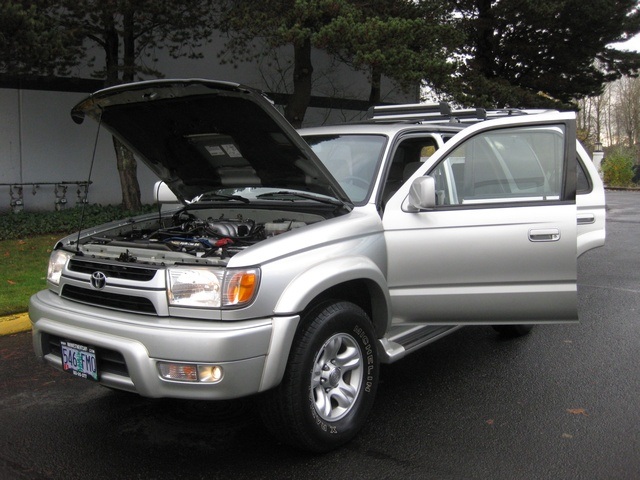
[377,324,461,363]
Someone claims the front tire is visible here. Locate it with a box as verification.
[260,301,379,452]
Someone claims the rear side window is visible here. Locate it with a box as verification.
[430,125,565,206]
[576,157,592,194]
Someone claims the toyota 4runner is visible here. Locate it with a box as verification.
[29,79,606,452]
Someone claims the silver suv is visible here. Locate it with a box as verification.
[30,80,606,452]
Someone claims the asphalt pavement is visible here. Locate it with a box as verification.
[0,190,638,479]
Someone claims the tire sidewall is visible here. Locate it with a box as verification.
[295,302,379,450]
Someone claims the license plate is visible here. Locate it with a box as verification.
[61,341,98,381]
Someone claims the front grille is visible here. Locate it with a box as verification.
[61,285,157,314]
[68,258,158,281]
[43,334,129,377]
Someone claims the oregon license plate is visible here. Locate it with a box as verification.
[61,341,98,381]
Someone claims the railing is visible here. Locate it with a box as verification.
[0,181,91,213]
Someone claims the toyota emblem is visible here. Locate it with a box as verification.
[90,271,107,290]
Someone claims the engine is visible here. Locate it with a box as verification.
[83,211,308,260]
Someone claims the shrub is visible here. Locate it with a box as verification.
[601,147,636,187]
[0,204,157,241]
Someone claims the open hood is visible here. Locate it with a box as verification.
[71,79,351,206]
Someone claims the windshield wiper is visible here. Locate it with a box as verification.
[257,190,350,209]
[196,192,250,204]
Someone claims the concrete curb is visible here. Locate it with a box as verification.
[0,312,31,336]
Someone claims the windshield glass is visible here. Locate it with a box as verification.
[303,134,387,204]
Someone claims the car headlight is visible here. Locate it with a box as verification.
[167,267,260,308]
[47,250,73,286]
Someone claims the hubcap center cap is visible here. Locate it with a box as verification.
[328,367,341,387]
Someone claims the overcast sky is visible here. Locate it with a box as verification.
[611,34,640,52]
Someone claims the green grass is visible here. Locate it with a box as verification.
[0,235,59,315]
[0,204,157,315]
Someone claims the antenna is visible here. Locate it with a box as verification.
[75,109,103,253]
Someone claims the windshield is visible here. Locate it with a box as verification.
[303,134,387,204]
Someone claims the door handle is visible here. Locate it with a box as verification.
[529,228,560,242]
[577,213,595,225]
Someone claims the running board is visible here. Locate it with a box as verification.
[378,324,462,363]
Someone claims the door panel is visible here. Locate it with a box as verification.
[576,143,606,256]
[383,119,578,326]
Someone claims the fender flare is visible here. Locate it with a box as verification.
[274,255,390,335]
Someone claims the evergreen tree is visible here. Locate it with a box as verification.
[214,0,460,125]
[449,0,640,108]
[0,0,83,76]
[1,1,217,210]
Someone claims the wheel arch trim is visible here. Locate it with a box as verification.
[273,256,390,336]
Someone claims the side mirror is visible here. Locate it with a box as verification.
[154,181,179,204]
[406,176,436,212]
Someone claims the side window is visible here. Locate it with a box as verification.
[430,125,565,206]
[576,157,591,194]
[382,136,439,204]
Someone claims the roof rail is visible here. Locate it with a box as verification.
[366,103,557,125]
[366,102,487,123]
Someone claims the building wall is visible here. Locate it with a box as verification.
[0,43,417,213]
[0,88,159,211]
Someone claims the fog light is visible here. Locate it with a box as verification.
[197,365,224,383]
[158,362,224,383]
[158,362,198,382]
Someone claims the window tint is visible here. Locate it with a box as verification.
[381,136,439,204]
[576,157,591,194]
[430,125,565,206]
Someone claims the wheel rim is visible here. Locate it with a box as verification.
[310,332,364,422]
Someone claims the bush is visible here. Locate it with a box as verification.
[0,204,157,241]
[601,147,636,187]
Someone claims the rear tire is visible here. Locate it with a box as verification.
[260,301,379,452]
[492,324,534,337]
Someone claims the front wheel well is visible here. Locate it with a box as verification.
[300,279,387,337]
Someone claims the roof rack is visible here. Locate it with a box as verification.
[366,102,486,123]
[366,102,555,124]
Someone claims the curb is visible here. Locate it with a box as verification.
[0,312,31,336]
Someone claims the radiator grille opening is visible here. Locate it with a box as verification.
[68,258,158,281]
[61,285,157,314]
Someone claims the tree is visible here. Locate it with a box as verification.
[214,0,460,125]
[448,0,640,109]
[214,0,347,127]
[0,1,83,75]
[63,0,216,210]
[614,76,640,147]
[314,1,462,105]
[1,1,216,210]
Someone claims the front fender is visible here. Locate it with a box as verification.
[274,255,390,335]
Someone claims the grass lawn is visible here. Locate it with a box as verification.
[0,235,59,315]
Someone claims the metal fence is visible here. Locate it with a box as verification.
[1,181,91,213]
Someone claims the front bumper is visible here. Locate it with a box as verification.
[29,290,299,400]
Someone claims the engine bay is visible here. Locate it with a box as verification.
[76,207,325,262]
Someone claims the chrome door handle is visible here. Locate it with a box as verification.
[529,228,560,242]
[577,213,595,225]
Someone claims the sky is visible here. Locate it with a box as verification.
[610,34,640,52]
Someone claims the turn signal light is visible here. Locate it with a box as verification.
[158,362,223,383]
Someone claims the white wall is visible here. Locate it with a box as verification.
[0,88,158,212]
[0,41,417,213]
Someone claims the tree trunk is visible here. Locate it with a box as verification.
[113,136,142,210]
[368,66,382,106]
[103,12,119,86]
[103,9,141,211]
[473,0,495,78]
[284,38,313,128]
